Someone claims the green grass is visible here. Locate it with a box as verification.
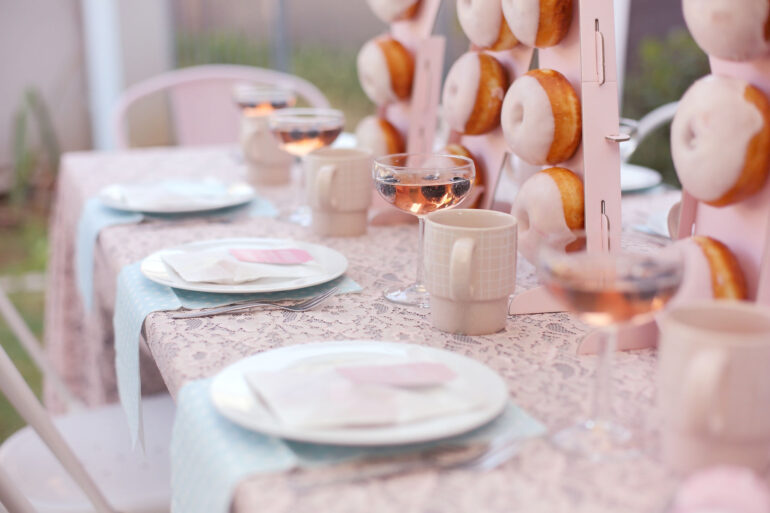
[0,210,48,441]
[0,291,44,441]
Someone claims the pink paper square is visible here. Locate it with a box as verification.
[229,248,314,264]
[336,362,457,387]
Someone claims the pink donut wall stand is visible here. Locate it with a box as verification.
[584,25,770,354]
[368,0,446,225]
[503,0,625,326]
[677,57,770,304]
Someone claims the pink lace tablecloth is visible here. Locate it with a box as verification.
[46,146,684,513]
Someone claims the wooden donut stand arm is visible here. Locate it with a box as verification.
[369,0,445,225]
[675,57,770,305]
[507,0,625,330]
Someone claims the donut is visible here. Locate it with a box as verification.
[442,51,508,135]
[357,36,415,106]
[683,0,770,61]
[501,0,573,48]
[443,144,486,207]
[457,0,518,51]
[511,167,584,263]
[366,0,422,23]
[501,68,581,166]
[669,236,747,304]
[671,75,770,207]
[355,116,405,157]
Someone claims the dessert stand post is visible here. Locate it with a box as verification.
[381,0,445,152]
[369,0,446,224]
[675,56,770,304]
[507,0,625,317]
[582,45,770,354]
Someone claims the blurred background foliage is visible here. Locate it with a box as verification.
[177,32,372,131]
[622,29,709,186]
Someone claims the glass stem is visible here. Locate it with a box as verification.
[416,216,425,286]
[590,324,618,423]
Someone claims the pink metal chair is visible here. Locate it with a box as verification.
[113,64,331,148]
[0,285,174,513]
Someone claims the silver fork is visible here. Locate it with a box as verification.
[288,434,528,491]
[170,287,338,319]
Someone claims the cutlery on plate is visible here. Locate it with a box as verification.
[287,434,529,491]
[170,287,338,319]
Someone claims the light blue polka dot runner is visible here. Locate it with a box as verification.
[113,261,361,447]
[76,196,278,310]
[171,378,546,513]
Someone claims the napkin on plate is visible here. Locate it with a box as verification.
[117,179,231,210]
[162,249,324,285]
[245,359,486,429]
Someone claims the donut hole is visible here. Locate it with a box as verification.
[683,121,698,151]
[510,102,524,128]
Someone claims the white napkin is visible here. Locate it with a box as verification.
[117,179,230,210]
[162,249,324,285]
[245,357,486,429]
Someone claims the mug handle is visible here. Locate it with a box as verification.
[682,348,728,434]
[450,238,475,302]
[317,164,337,209]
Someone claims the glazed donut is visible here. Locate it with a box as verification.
[501,69,581,166]
[457,0,518,51]
[366,0,422,23]
[669,236,747,304]
[671,75,770,207]
[355,116,405,157]
[683,0,770,61]
[511,167,584,263]
[357,36,415,106]
[501,0,573,48]
[442,51,508,135]
[443,144,486,207]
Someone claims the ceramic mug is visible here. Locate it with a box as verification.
[240,115,293,186]
[658,300,770,473]
[423,209,517,335]
[304,148,373,237]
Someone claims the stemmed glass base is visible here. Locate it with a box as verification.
[282,205,312,227]
[383,282,430,309]
[551,419,632,460]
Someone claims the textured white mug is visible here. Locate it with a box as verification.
[240,115,292,186]
[423,209,517,335]
[304,148,373,237]
[658,300,770,473]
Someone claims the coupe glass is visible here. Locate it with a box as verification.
[538,238,683,459]
[232,84,296,117]
[269,108,345,225]
[373,153,476,308]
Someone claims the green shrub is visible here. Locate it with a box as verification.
[623,29,710,186]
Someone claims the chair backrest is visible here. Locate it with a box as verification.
[0,465,36,513]
[0,287,82,411]
[113,64,331,149]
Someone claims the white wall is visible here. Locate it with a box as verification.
[0,0,91,191]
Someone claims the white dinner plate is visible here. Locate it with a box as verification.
[98,179,256,214]
[210,341,509,446]
[140,237,348,294]
[621,163,662,193]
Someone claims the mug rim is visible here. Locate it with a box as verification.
[306,147,373,161]
[663,300,770,344]
[425,208,517,231]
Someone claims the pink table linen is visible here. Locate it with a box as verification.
[46,145,683,512]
